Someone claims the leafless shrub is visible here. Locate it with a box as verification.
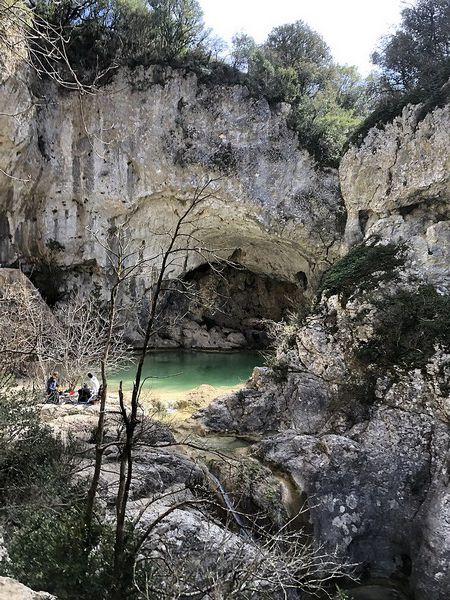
[0,275,129,391]
[52,292,131,390]
[132,500,355,600]
[0,275,51,386]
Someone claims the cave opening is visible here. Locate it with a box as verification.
[158,263,306,350]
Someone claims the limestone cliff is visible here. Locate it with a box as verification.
[0,62,345,347]
[200,100,450,599]
[341,102,450,289]
[0,65,342,292]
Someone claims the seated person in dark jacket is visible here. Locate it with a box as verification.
[46,371,60,403]
[77,383,92,403]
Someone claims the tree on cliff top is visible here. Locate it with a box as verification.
[350,0,450,146]
[264,21,332,95]
[0,0,96,90]
[29,0,209,80]
[372,0,450,95]
[229,21,369,166]
[0,0,209,87]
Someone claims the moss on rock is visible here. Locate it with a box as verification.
[319,242,405,305]
[356,285,450,371]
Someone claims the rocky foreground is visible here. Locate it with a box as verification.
[34,400,314,598]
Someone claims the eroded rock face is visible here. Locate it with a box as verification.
[153,264,305,349]
[341,103,450,274]
[341,103,450,215]
[0,56,40,266]
[0,66,342,295]
[0,62,345,346]
[200,101,450,599]
[36,402,304,599]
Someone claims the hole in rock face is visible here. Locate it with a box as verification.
[400,554,412,577]
[161,263,305,349]
[358,209,372,234]
[295,271,308,290]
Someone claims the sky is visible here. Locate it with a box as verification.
[199,0,406,75]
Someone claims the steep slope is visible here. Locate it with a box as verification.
[200,102,450,599]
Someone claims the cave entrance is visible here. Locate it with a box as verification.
[159,263,305,350]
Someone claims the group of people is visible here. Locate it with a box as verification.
[46,371,101,405]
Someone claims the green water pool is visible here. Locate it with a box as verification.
[109,350,262,394]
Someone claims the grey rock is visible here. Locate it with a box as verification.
[0,66,342,300]
[0,577,56,600]
[201,100,450,599]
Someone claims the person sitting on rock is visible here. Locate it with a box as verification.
[77,383,91,404]
[46,371,60,404]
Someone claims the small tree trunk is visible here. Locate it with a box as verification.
[111,383,138,595]
[85,283,120,533]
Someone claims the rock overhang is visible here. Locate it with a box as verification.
[0,65,343,292]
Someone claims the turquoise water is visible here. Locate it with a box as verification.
[109,350,262,394]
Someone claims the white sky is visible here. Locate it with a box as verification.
[199,0,406,75]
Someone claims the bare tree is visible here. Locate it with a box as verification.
[0,0,101,92]
[112,179,225,589]
[0,273,52,386]
[135,523,353,599]
[0,271,129,395]
[52,291,131,391]
[80,409,355,600]
[77,178,236,594]
[0,181,356,599]
[81,177,356,599]
[84,217,156,533]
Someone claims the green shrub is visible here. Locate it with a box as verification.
[0,387,81,516]
[33,0,210,85]
[347,81,450,149]
[334,588,350,600]
[356,285,450,371]
[349,0,450,149]
[2,508,115,600]
[0,387,115,599]
[319,242,405,305]
[347,94,415,149]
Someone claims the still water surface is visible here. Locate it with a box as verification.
[109,350,262,395]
